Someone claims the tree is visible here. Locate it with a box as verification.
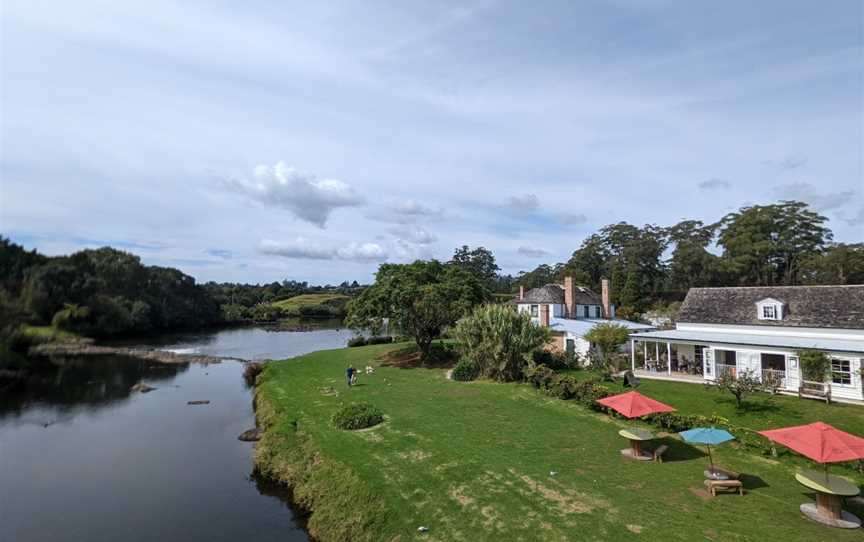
[450,246,500,293]
[583,322,630,378]
[714,370,761,408]
[346,260,487,361]
[665,220,722,294]
[718,201,831,286]
[453,304,550,382]
[797,349,830,382]
[517,263,564,290]
[800,243,864,285]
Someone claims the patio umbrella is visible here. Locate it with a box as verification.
[596,391,676,419]
[679,427,735,472]
[758,422,864,479]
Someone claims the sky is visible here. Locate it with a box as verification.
[1,0,862,284]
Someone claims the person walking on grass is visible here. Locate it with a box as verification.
[346,365,355,387]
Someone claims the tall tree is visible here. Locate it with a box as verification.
[800,243,864,285]
[718,201,831,286]
[665,220,722,294]
[345,260,487,360]
[449,246,500,293]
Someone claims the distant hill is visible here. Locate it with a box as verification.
[270,293,351,318]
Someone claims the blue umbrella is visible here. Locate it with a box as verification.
[679,427,735,473]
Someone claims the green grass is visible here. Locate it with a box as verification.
[269,293,350,316]
[257,344,864,542]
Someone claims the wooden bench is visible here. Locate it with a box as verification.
[653,444,669,463]
[798,380,831,404]
[704,479,744,496]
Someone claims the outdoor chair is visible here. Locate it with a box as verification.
[652,444,669,463]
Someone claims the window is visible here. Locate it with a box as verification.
[831,358,852,385]
[583,306,589,318]
[594,306,601,318]
[757,299,783,320]
[530,305,538,317]
[762,305,776,319]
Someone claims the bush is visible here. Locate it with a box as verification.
[798,349,830,382]
[525,364,556,390]
[347,336,368,347]
[454,304,550,381]
[451,359,479,381]
[545,374,580,400]
[366,336,393,345]
[427,341,458,364]
[331,402,384,430]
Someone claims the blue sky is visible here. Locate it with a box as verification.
[1,0,862,284]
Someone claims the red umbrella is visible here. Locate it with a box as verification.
[596,391,676,419]
[758,422,864,464]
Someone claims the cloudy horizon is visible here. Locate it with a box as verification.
[2,1,862,284]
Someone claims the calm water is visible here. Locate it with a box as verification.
[0,325,355,542]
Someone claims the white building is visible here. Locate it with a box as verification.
[629,285,864,403]
[513,277,653,357]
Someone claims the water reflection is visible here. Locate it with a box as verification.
[0,355,188,419]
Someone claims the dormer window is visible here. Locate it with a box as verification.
[756,298,784,321]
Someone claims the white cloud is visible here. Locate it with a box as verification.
[259,238,387,262]
[336,242,389,262]
[772,181,856,212]
[559,213,587,225]
[225,162,364,227]
[389,225,437,244]
[517,245,550,257]
[839,206,864,227]
[698,178,732,190]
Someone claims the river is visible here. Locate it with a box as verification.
[0,324,355,542]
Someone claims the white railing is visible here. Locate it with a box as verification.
[761,369,786,390]
[716,364,737,379]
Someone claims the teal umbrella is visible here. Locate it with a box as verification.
[679,427,735,472]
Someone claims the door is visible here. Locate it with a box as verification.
[786,355,800,391]
[703,349,715,381]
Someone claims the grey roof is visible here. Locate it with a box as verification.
[678,285,864,330]
[519,284,565,304]
[630,329,864,354]
[551,317,654,335]
[517,284,601,305]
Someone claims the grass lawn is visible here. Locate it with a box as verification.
[257,343,864,542]
[269,293,350,316]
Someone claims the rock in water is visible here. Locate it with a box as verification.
[187,400,210,405]
[238,428,263,441]
[131,383,156,393]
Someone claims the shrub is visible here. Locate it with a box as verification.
[243,362,264,387]
[454,304,550,381]
[545,374,580,400]
[347,336,368,347]
[427,341,459,364]
[366,336,393,345]
[331,402,384,430]
[798,349,830,382]
[452,359,479,381]
[525,364,556,390]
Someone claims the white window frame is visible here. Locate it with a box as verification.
[830,357,852,386]
[530,304,539,317]
[756,299,783,320]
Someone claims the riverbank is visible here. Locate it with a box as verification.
[255,343,864,542]
[28,342,237,364]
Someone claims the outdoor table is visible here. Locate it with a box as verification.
[795,469,861,529]
[618,428,654,461]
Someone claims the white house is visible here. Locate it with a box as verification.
[513,277,653,357]
[629,285,864,403]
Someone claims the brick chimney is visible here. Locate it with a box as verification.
[539,304,550,327]
[563,276,574,318]
[519,285,525,301]
[601,278,611,319]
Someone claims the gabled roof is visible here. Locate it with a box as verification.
[516,284,602,305]
[678,285,864,330]
[518,284,565,304]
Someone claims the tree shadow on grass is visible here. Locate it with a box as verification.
[377,344,456,370]
[713,395,787,416]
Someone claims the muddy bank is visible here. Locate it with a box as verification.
[28,342,245,364]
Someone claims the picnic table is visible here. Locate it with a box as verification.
[795,469,861,529]
[618,428,654,461]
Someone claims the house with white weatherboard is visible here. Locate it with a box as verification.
[513,277,653,357]
[629,285,864,403]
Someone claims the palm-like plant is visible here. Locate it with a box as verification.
[454,304,550,382]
